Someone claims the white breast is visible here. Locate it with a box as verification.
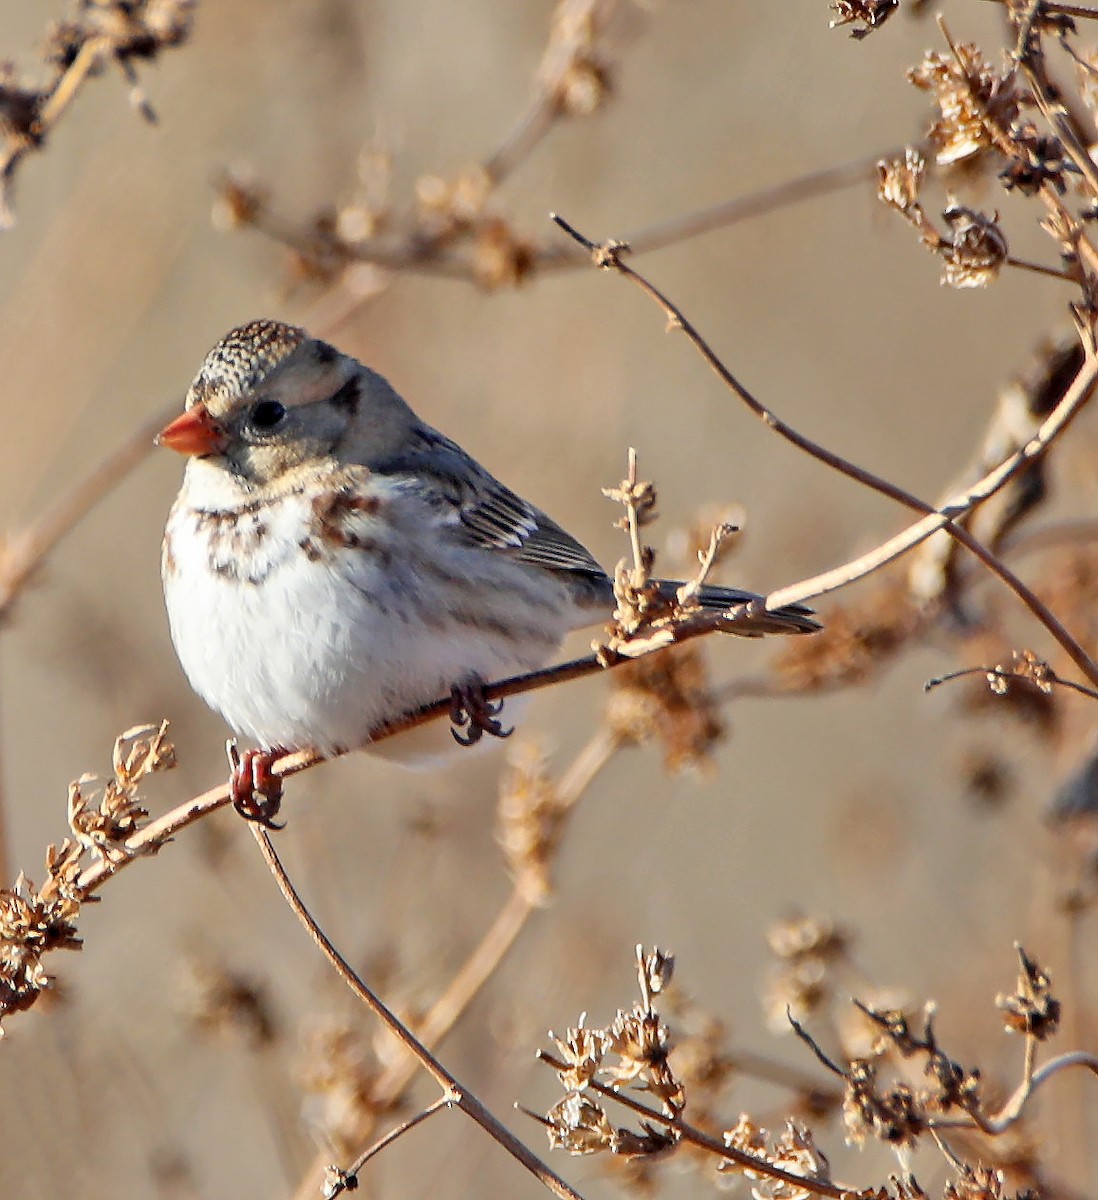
[162,466,574,757]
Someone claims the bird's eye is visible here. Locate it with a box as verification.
[249,399,287,431]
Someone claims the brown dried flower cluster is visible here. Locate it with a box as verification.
[907,44,1022,167]
[775,581,920,694]
[0,722,174,1034]
[539,0,614,119]
[69,721,174,863]
[182,955,279,1049]
[764,913,852,1034]
[540,947,684,1159]
[720,1114,831,1200]
[0,864,81,1034]
[784,944,1065,1181]
[984,649,1056,697]
[497,742,570,905]
[837,1005,983,1146]
[297,1015,388,1155]
[605,646,726,773]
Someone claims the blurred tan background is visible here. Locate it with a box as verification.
[1,2,1094,1198]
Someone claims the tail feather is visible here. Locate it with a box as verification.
[654,580,820,637]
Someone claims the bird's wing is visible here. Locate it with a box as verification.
[382,430,607,578]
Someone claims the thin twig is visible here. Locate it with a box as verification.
[924,664,1098,702]
[249,825,587,1200]
[344,1095,451,1182]
[618,152,889,257]
[1006,255,1076,282]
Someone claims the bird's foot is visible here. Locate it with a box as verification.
[226,741,286,829]
[449,678,513,747]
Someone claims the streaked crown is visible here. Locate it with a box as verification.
[187,320,310,410]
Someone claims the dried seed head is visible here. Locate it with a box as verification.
[721,1115,832,1200]
[605,645,726,773]
[997,945,1061,1039]
[297,1015,382,1155]
[908,45,1021,166]
[768,914,849,963]
[878,148,927,215]
[1000,120,1069,195]
[496,741,567,905]
[546,1091,616,1155]
[842,1059,926,1148]
[549,1017,610,1092]
[637,944,675,1004]
[943,1165,1008,1200]
[182,955,278,1048]
[472,217,537,290]
[775,584,919,692]
[415,166,492,235]
[940,203,1008,288]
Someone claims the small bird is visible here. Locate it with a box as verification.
[158,320,818,816]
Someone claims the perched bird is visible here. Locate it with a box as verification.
[158,320,818,815]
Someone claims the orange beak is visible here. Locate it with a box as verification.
[156,403,228,457]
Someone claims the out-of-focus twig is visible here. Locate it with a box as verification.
[0,407,171,622]
[0,3,196,227]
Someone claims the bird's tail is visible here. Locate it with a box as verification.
[653,580,821,637]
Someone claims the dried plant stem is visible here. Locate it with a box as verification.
[36,38,106,131]
[345,1095,450,1179]
[1005,255,1076,282]
[619,150,893,257]
[0,38,108,225]
[925,665,1098,702]
[551,215,1098,687]
[535,1051,857,1199]
[249,825,587,1200]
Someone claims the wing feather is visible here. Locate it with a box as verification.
[380,428,608,579]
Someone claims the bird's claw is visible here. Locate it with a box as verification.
[449,680,513,747]
[226,740,286,829]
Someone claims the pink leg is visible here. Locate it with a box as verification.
[227,744,286,828]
